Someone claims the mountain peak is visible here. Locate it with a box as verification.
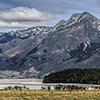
[81,12,96,18]
[69,12,97,23]
[81,12,92,15]
[71,12,93,18]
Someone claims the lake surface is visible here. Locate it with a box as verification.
[0,79,100,89]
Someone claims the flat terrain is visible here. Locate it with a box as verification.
[0,89,100,100]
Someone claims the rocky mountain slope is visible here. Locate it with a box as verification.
[0,26,51,53]
[0,12,100,79]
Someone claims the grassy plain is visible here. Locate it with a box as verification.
[0,89,100,100]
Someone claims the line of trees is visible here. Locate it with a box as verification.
[41,84,100,91]
[4,85,29,91]
[43,68,100,84]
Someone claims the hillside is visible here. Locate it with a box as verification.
[43,68,100,84]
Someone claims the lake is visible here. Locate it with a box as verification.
[0,79,100,89]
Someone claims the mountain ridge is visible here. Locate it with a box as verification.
[0,12,100,78]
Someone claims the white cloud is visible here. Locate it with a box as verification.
[0,20,54,28]
[0,7,55,28]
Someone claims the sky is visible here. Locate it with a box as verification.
[0,0,100,32]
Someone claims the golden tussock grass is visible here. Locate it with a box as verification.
[0,89,100,100]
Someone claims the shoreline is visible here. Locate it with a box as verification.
[0,79,100,90]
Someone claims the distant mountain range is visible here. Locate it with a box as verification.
[0,12,100,79]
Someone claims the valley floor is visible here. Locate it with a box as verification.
[0,89,100,100]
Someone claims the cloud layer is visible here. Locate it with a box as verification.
[0,0,100,29]
[0,7,55,28]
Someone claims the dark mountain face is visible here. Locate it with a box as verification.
[0,12,100,79]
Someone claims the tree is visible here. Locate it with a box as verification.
[41,86,46,90]
[23,85,26,89]
[47,86,51,91]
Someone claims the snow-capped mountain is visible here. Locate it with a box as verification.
[0,12,100,79]
[0,26,52,53]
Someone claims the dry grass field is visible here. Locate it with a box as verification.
[0,89,100,100]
